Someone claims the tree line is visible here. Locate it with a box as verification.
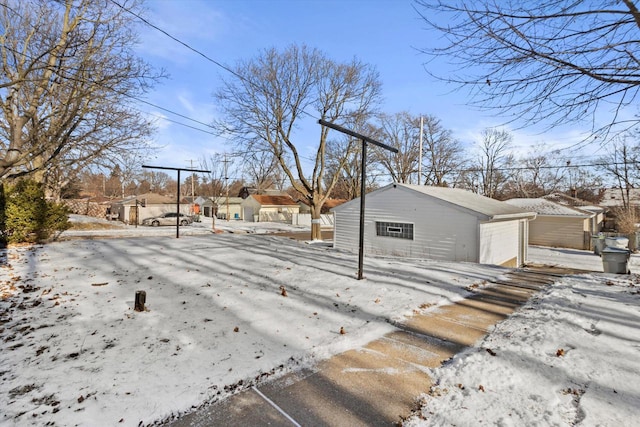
[72,120,618,209]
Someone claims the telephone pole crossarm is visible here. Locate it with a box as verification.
[318,119,398,154]
[142,165,211,174]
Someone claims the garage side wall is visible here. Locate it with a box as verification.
[334,187,479,262]
[241,198,260,222]
[479,220,520,266]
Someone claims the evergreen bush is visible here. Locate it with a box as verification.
[1,179,70,244]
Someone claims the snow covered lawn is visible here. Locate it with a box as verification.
[1,218,639,426]
[0,231,507,426]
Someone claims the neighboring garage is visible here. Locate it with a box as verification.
[332,183,536,267]
[505,198,596,250]
[241,194,300,223]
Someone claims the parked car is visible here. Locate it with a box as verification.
[142,212,193,226]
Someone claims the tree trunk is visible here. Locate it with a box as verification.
[310,203,323,241]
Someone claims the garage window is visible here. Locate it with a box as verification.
[376,221,414,240]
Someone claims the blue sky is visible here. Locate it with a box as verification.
[133,0,598,174]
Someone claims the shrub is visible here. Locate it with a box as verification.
[611,206,639,235]
[1,179,70,244]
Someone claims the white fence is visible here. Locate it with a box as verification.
[291,213,335,228]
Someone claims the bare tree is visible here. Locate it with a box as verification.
[369,113,466,187]
[199,155,225,197]
[140,170,172,194]
[597,137,640,209]
[416,1,640,138]
[475,128,513,198]
[214,44,381,239]
[199,153,231,218]
[325,131,381,200]
[242,149,280,193]
[503,145,566,198]
[569,167,605,204]
[421,115,467,186]
[371,112,420,184]
[0,0,160,187]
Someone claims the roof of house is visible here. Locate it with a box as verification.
[505,198,593,217]
[217,196,244,204]
[323,198,348,209]
[250,194,298,206]
[298,198,348,209]
[333,183,535,221]
[203,197,243,206]
[542,193,605,213]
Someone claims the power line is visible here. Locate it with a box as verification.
[132,96,216,130]
[108,0,246,84]
[108,0,320,122]
[8,1,634,179]
[144,111,217,136]
[0,42,221,136]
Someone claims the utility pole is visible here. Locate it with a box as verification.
[418,116,423,185]
[188,160,196,215]
[222,154,231,221]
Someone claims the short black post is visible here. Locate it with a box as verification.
[134,290,146,312]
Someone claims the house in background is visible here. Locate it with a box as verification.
[600,187,640,208]
[200,196,244,220]
[109,193,190,225]
[505,198,598,250]
[293,198,347,228]
[542,193,606,234]
[297,198,348,214]
[182,196,202,215]
[238,186,286,199]
[241,194,300,223]
[332,183,536,267]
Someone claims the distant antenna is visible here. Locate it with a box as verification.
[418,116,423,185]
[222,153,231,220]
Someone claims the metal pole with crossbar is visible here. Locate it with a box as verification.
[318,119,398,280]
[142,165,211,238]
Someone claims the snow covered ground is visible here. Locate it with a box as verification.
[61,214,311,238]
[1,216,639,426]
[404,265,640,426]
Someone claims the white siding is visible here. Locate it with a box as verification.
[292,213,334,228]
[123,204,189,225]
[479,220,519,266]
[241,198,260,222]
[334,186,479,262]
[243,206,255,222]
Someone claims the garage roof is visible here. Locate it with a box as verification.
[333,183,536,221]
[505,198,593,217]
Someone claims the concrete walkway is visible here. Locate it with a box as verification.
[166,266,583,427]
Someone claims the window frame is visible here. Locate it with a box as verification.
[375,221,414,240]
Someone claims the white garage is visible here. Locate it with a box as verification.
[332,183,536,267]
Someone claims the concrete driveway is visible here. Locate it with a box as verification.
[165,266,581,427]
